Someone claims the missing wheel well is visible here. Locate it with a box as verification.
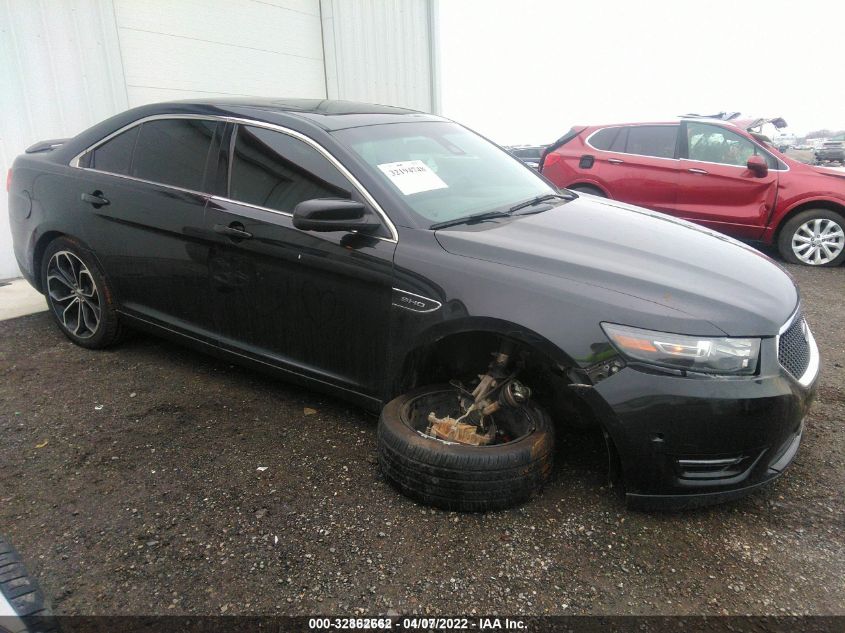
[396,331,600,431]
[32,231,66,292]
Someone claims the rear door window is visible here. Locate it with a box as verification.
[130,119,219,191]
[625,126,678,159]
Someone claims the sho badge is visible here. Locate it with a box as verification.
[391,288,442,313]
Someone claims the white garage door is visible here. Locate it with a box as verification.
[0,0,327,280]
[113,0,327,106]
[1,0,438,281]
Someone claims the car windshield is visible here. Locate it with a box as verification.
[334,121,554,226]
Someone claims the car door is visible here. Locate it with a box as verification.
[74,117,224,340]
[587,124,680,213]
[204,123,396,397]
[676,121,779,239]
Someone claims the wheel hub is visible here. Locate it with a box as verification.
[46,250,102,339]
[791,218,844,265]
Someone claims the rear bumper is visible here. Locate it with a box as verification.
[587,336,818,510]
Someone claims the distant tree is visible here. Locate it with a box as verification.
[806,129,844,139]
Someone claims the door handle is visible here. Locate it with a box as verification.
[213,223,253,240]
[81,191,109,207]
[608,158,624,165]
[687,168,708,175]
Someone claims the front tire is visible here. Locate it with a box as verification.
[377,385,555,512]
[41,236,125,348]
[777,209,845,266]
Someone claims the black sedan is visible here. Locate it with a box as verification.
[8,99,819,511]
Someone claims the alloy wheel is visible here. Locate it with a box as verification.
[46,250,101,338]
[791,218,845,265]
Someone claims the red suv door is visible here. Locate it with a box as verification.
[676,121,779,239]
[585,124,680,213]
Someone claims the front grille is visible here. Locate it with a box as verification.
[778,312,811,379]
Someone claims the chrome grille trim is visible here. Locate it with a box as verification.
[776,308,819,387]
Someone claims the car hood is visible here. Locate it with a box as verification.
[434,197,798,336]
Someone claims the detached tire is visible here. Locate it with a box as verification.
[0,537,57,633]
[378,385,555,512]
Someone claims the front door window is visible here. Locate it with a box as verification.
[686,122,775,168]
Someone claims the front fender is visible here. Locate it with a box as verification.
[387,228,720,398]
[393,314,578,373]
[765,194,845,242]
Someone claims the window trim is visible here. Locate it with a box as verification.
[227,123,356,218]
[584,124,681,162]
[679,121,790,172]
[69,113,399,242]
[125,118,221,193]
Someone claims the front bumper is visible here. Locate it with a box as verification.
[587,334,818,510]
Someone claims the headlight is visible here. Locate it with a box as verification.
[601,323,760,375]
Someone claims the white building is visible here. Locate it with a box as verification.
[0,0,440,279]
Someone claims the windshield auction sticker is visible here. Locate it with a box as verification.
[377,160,448,195]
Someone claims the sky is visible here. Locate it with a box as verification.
[438,0,845,145]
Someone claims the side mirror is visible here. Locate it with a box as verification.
[746,155,769,177]
[292,198,380,233]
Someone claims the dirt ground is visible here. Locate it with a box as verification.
[0,261,843,616]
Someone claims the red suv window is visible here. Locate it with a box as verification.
[588,127,621,151]
[588,125,677,159]
[625,126,677,159]
[686,122,778,168]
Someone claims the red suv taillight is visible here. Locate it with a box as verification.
[542,152,561,170]
[6,168,11,193]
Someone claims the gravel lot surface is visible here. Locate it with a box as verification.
[0,262,843,616]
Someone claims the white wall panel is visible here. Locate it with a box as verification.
[113,0,327,107]
[321,0,437,113]
[1,0,437,280]
[114,0,323,59]
[0,0,128,279]
[118,29,326,102]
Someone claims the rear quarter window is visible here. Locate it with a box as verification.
[588,128,620,151]
[88,126,140,175]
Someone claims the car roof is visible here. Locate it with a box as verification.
[144,98,445,131]
[586,117,744,129]
[49,98,449,174]
[583,117,788,136]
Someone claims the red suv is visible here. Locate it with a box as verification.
[540,118,845,266]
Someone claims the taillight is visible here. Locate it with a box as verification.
[6,169,11,193]
[543,152,561,169]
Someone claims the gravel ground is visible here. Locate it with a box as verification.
[0,262,843,616]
